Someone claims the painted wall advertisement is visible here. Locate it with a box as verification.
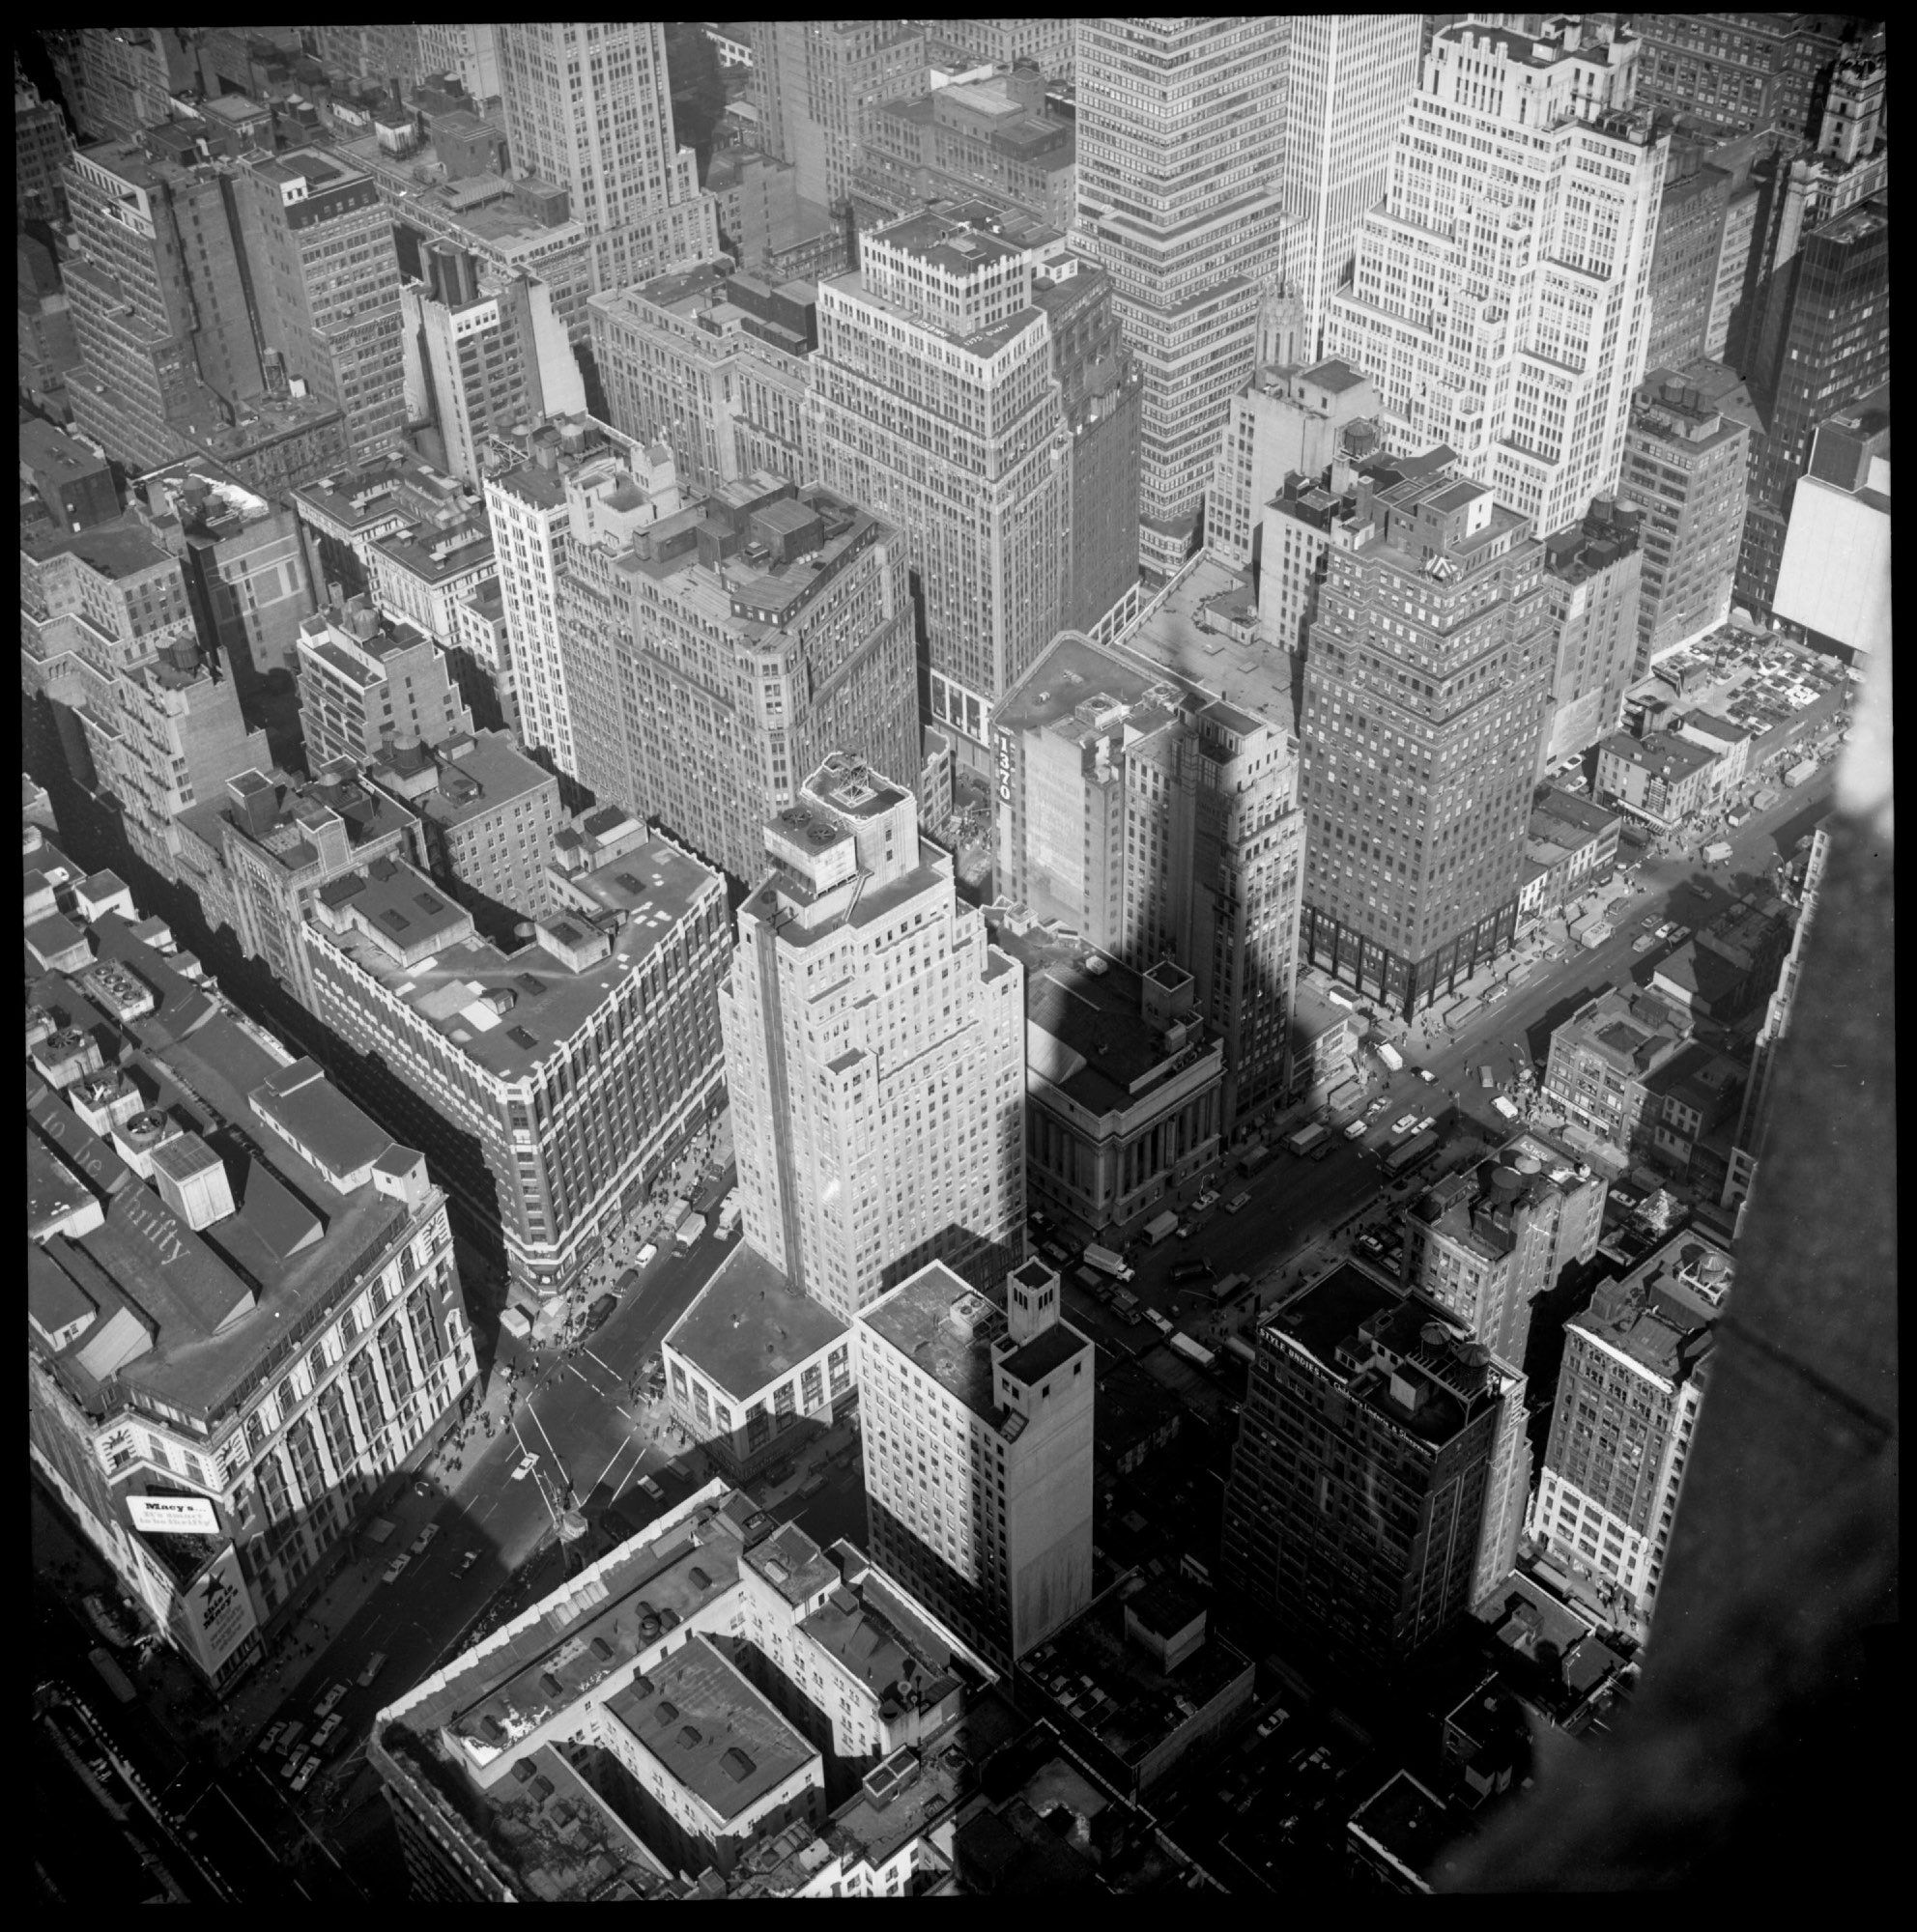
[166,1542,257,1678]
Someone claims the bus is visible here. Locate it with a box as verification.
[1383,1128,1441,1179]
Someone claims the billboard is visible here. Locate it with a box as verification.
[166,1543,257,1677]
[128,1492,220,1535]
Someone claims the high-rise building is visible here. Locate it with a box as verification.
[1328,17,1667,541]
[304,829,728,1301]
[995,629,1304,1133]
[1645,162,1733,375]
[1621,368,1752,669]
[482,412,683,789]
[59,28,196,144]
[174,762,419,1010]
[60,140,268,473]
[921,19,1076,82]
[1207,358,1379,574]
[589,258,816,493]
[723,755,1027,1322]
[16,63,73,223]
[402,241,586,488]
[1220,1264,1529,1668]
[1536,497,1644,769]
[416,24,501,103]
[1401,1130,1607,1372]
[561,477,920,890]
[1631,13,1862,145]
[1299,469,1554,1016]
[856,63,1076,232]
[1737,197,1888,624]
[1281,17,1424,364]
[311,25,423,95]
[29,912,476,1692]
[747,20,928,213]
[1772,389,1890,660]
[808,208,1075,766]
[295,600,474,772]
[1529,1230,1734,1633]
[704,146,849,283]
[857,1257,1094,1667]
[232,147,410,467]
[1074,15,1293,576]
[496,23,720,298]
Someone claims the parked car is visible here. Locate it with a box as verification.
[1415,1117,1436,1135]
[636,1241,658,1266]
[458,1548,481,1573]
[1343,1120,1369,1141]
[1223,1191,1251,1214]
[1390,1114,1419,1134]
[257,1722,287,1758]
[314,1682,347,1719]
[1193,1187,1221,1212]
[412,1522,440,1554]
[312,1715,342,1752]
[358,1652,388,1689]
[1632,934,1656,953]
[290,1753,321,1793]
[382,1552,411,1584]
[1670,924,1691,944]
[636,1475,665,1500]
[1640,914,1659,929]
[1416,1067,1437,1084]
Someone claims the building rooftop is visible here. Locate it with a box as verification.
[370,731,551,834]
[334,128,587,252]
[372,513,495,585]
[994,628,1202,743]
[1348,1769,1458,1890]
[991,921,1216,1120]
[20,514,172,581]
[1265,1265,1507,1448]
[606,1634,818,1822]
[860,1262,1021,1430]
[1569,1230,1731,1380]
[311,839,720,1085]
[27,919,420,1422]
[664,1244,847,1405]
[1600,729,1718,781]
[1410,1136,1592,1262]
[1555,986,1689,1075]
[1123,553,1293,724]
[1531,786,1618,842]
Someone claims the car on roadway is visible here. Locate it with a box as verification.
[1391,1114,1419,1135]
[458,1548,481,1573]
[1416,1117,1436,1135]
[1640,913,1659,929]
[412,1522,440,1554]
[382,1552,411,1584]
[290,1753,321,1793]
[257,1722,286,1758]
[311,1715,343,1753]
[636,1241,658,1266]
[1364,1096,1390,1119]
[636,1475,665,1500]
[358,1652,388,1688]
[1416,1067,1437,1083]
[1193,1187,1221,1212]
[280,1748,304,1782]
[1343,1119,1369,1141]
[1632,933,1656,953]
[1655,922,1675,940]
[1223,1191,1251,1214]
[1170,1260,1214,1285]
[584,1293,617,1334]
[314,1681,347,1719]
[511,1454,539,1480]
[1670,924,1691,944]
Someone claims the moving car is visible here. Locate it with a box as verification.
[584,1293,617,1334]
[1640,914,1659,929]
[1391,1114,1419,1134]
[1632,934,1656,953]
[1170,1260,1214,1285]
[1365,1096,1389,1119]
[512,1454,539,1480]
[1416,1117,1436,1135]
[412,1522,440,1554]
[1416,1067,1437,1084]
[636,1475,665,1500]
[382,1552,411,1584]
[1656,922,1675,940]
[314,1682,347,1719]
[1223,1191,1251,1214]
[458,1548,481,1573]
[358,1652,388,1688]
[1343,1120,1369,1141]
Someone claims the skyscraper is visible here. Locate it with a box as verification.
[747,20,928,213]
[496,23,720,298]
[995,629,1305,1134]
[1536,497,1644,768]
[1075,15,1293,576]
[16,63,73,223]
[856,1257,1094,1667]
[1328,17,1668,540]
[1528,1231,1734,1634]
[1299,469,1554,1015]
[1281,16,1423,364]
[722,755,1026,1323]
[808,208,1073,766]
[1220,1264,1529,1668]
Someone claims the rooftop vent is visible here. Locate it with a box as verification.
[807,826,835,844]
[656,1699,679,1723]
[780,807,812,826]
[678,1724,702,1748]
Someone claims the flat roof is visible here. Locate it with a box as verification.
[664,1244,846,1404]
[1123,553,1292,726]
[860,1262,1007,1423]
[377,731,552,831]
[995,629,1201,741]
[21,516,173,581]
[606,1634,816,1821]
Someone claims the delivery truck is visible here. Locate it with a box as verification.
[1142,1208,1180,1245]
[1582,923,1612,949]
[1375,1040,1403,1072]
[674,1211,706,1249]
[1084,1243,1135,1281]
[1282,1122,1329,1155]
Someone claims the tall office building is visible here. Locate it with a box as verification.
[16,64,73,223]
[1328,17,1667,541]
[748,20,928,213]
[1402,1130,1607,1372]
[1299,469,1554,1015]
[1622,369,1752,668]
[857,1257,1093,1667]
[1645,163,1734,375]
[1221,1265,1529,1668]
[922,19,1076,82]
[29,915,476,1691]
[1737,197,1888,624]
[295,601,474,772]
[1536,496,1644,768]
[483,412,683,791]
[304,832,729,1301]
[416,24,501,103]
[402,241,586,488]
[497,22,720,298]
[1632,13,1861,145]
[1282,17,1423,365]
[232,147,410,466]
[1075,16,1293,576]
[1529,1231,1734,1632]
[723,755,1027,1323]
[995,630,1305,1133]
[808,208,1073,766]
[562,477,920,890]
[1772,389,1890,660]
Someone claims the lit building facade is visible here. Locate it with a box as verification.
[1328,17,1667,541]
[1074,15,1293,576]
[723,756,1026,1322]
[1537,497,1644,769]
[1299,470,1553,1015]
[295,600,474,772]
[857,1258,1094,1667]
